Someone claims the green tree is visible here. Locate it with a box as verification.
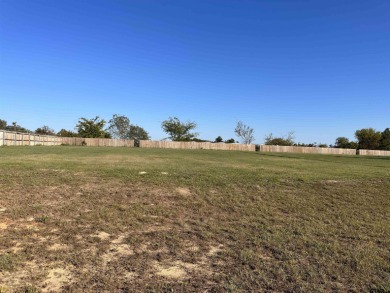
[0,119,7,129]
[224,138,236,143]
[235,121,255,144]
[4,122,31,133]
[161,117,198,141]
[264,131,295,146]
[334,137,357,149]
[35,125,55,135]
[57,129,78,137]
[76,116,111,138]
[128,125,150,141]
[214,136,223,143]
[107,114,131,139]
[355,128,381,150]
[379,128,390,150]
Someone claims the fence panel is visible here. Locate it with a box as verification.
[1,130,389,156]
[0,130,134,147]
[259,145,356,155]
[359,149,390,156]
[139,140,256,151]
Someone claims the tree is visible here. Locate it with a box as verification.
[4,122,31,133]
[128,125,150,141]
[57,129,78,137]
[191,138,210,142]
[76,116,111,138]
[379,128,390,150]
[0,119,6,129]
[107,114,131,139]
[224,138,236,143]
[35,125,55,135]
[234,121,255,144]
[355,128,381,150]
[334,137,357,149]
[214,136,223,143]
[161,117,198,141]
[264,131,295,146]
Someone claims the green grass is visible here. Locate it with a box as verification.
[0,146,389,292]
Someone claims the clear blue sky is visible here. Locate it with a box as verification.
[1,0,389,144]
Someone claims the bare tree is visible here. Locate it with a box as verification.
[234,121,255,144]
[107,114,131,139]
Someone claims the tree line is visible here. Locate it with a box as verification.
[1,117,388,150]
[0,115,150,144]
[262,128,390,150]
[0,116,255,145]
[334,128,390,151]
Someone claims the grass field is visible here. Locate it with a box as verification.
[0,146,389,292]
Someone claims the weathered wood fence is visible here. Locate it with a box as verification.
[0,131,62,146]
[259,145,357,155]
[359,149,390,156]
[60,137,134,147]
[1,130,389,156]
[139,140,256,151]
[0,130,133,147]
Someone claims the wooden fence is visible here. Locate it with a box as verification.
[1,130,390,156]
[0,130,133,147]
[60,137,134,147]
[0,130,62,146]
[139,140,256,152]
[259,145,357,155]
[359,149,390,156]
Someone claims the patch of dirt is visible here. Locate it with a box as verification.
[207,244,224,256]
[0,221,9,230]
[176,187,191,196]
[101,234,134,265]
[95,231,111,241]
[154,260,198,279]
[123,271,138,279]
[47,243,68,251]
[10,242,23,253]
[182,240,200,252]
[0,261,40,290]
[0,218,39,231]
[41,266,72,292]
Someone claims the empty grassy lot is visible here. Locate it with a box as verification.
[0,146,389,292]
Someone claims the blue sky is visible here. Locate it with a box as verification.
[1,0,389,144]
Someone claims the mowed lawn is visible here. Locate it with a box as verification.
[0,147,389,292]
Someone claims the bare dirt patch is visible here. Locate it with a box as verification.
[95,231,111,241]
[0,221,9,230]
[207,244,224,256]
[154,260,199,279]
[101,234,134,265]
[41,266,72,292]
[47,243,68,251]
[176,187,191,196]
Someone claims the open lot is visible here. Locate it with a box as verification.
[0,146,389,292]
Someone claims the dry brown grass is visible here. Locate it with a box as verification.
[0,147,389,292]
